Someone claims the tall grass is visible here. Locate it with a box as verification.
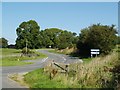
[48,48,76,55]
[73,51,118,88]
[23,51,119,88]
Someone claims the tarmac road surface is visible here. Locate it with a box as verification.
[1,49,83,89]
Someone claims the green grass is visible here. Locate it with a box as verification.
[1,48,21,56]
[24,68,78,88]
[2,57,33,66]
[1,48,47,66]
[23,51,119,88]
[82,58,93,63]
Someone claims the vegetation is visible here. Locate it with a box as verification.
[77,24,117,57]
[2,57,33,66]
[16,20,40,49]
[24,68,69,88]
[23,48,119,88]
[48,48,76,55]
[15,20,78,50]
[4,19,119,88]
[0,37,8,48]
[1,48,47,66]
[117,36,120,44]
[2,48,20,56]
[21,47,32,54]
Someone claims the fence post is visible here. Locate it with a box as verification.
[65,64,69,72]
[50,60,54,80]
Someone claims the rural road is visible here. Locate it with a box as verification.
[1,49,82,89]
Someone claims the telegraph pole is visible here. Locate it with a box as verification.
[26,39,27,54]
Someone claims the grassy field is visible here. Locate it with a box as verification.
[23,50,119,88]
[1,48,47,66]
[2,48,20,56]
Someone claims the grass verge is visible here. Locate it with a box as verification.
[23,51,119,88]
[1,48,47,66]
[48,48,76,55]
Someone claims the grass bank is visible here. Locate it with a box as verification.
[23,50,119,88]
[48,48,76,55]
[1,48,47,66]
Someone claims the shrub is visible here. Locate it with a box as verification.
[21,47,32,54]
[77,24,117,57]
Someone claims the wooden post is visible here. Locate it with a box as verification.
[65,64,69,72]
[50,60,55,80]
[65,64,69,78]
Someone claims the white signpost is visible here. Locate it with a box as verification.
[91,49,100,58]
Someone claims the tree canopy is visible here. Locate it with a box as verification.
[15,20,78,49]
[16,20,40,49]
[117,36,120,44]
[0,37,8,48]
[39,28,78,49]
[77,24,117,57]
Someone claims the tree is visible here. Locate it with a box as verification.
[15,20,78,49]
[40,28,62,48]
[16,20,40,49]
[38,28,78,49]
[0,38,8,48]
[58,30,77,49]
[117,36,120,44]
[77,24,117,57]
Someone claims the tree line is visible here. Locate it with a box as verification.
[1,20,119,56]
[15,20,78,49]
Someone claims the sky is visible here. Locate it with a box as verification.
[1,2,118,44]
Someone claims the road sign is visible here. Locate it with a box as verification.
[91,52,100,54]
[90,49,100,57]
[91,49,100,52]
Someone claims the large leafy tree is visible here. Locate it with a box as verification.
[40,28,62,48]
[0,37,8,48]
[16,20,40,49]
[58,30,77,49]
[39,28,77,49]
[117,36,120,44]
[77,24,117,57]
[15,20,78,49]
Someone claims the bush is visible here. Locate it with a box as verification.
[58,43,68,50]
[21,47,32,54]
[77,24,117,57]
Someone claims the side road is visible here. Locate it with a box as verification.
[2,49,82,88]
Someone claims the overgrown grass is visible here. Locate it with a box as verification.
[48,49,67,55]
[1,48,47,66]
[23,50,119,88]
[48,48,76,55]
